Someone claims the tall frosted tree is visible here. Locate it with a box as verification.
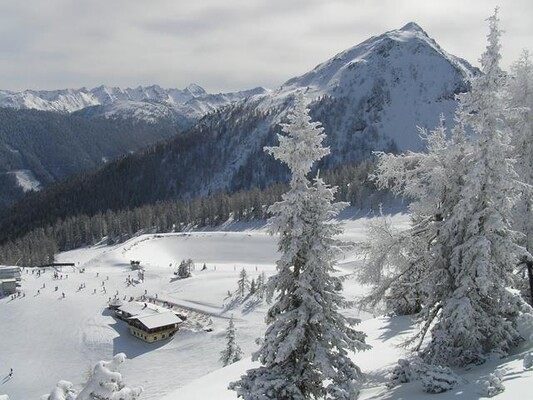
[230,92,369,399]
[364,114,468,316]
[420,9,530,367]
[507,50,533,303]
[366,10,532,367]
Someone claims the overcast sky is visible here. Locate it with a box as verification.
[0,0,531,93]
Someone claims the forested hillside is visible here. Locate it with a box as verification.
[0,108,180,208]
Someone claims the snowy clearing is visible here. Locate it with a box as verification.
[1,213,531,400]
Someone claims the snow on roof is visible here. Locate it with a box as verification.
[118,301,170,317]
[131,312,183,330]
[108,298,124,307]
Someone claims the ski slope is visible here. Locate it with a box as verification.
[1,213,532,400]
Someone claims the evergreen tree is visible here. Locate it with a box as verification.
[237,268,250,297]
[249,278,257,295]
[507,50,533,304]
[366,114,467,316]
[230,93,369,399]
[368,10,532,367]
[220,316,244,367]
[421,10,531,366]
[255,271,267,300]
[177,259,192,279]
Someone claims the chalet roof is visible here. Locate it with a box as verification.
[118,301,170,317]
[131,312,183,330]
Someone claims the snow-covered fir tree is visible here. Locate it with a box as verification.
[220,315,244,367]
[255,271,267,300]
[420,9,531,367]
[507,50,533,304]
[365,114,467,316]
[366,10,532,367]
[237,268,250,297]
[76,353,143,400]
[249,278,257,295]
[177,259,193,278]
[230,92,369,400]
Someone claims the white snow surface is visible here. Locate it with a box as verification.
[6,169,42,192]
[1,213,531,400]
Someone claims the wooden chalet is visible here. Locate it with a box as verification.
[115,302,183,343]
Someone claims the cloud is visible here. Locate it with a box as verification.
[0,0,530,92]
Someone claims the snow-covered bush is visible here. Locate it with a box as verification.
[47,380,77,400]
[388,357,425,387]
[389,357,460,394]
[76,353,143,400]
[420,364,460,394]
[482,371,505,397]
[524,352,533,369]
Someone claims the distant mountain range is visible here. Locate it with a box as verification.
[0,22,478,240]
[0,84,268,127]
[0,84,268,207]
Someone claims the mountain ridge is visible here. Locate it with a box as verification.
[0,84,269,126]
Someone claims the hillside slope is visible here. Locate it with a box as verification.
[0,108,182,208]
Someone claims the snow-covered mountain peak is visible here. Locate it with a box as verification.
[399,21,426,34]
[251,22,478,154]
[277,22,474,101]
[185,83,207,97]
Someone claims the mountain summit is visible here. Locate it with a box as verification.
[273,22,475,150]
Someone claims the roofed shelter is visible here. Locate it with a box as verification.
[116,302,183,343]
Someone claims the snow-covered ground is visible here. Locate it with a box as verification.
[1,213,532,400]
[6,169,42,192]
